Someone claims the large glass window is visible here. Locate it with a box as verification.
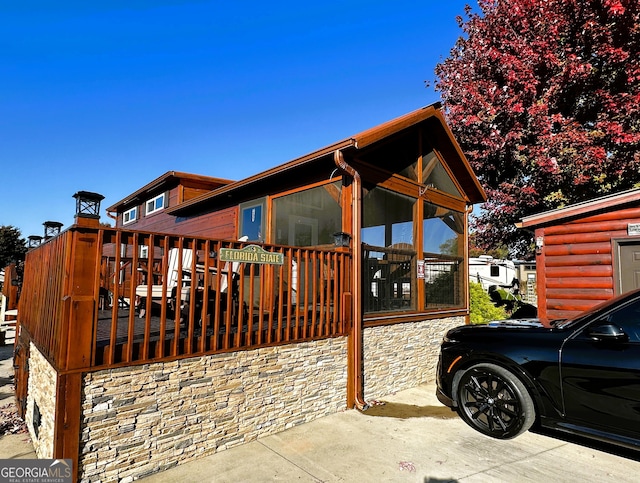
[362,188,465,315]
[423,202,464,309]
[272,182,342,247]
[423,152,462,198]
[362,188,416,313]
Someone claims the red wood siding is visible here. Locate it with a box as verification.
[115,183,238,239]
[538,206,640,321]
[133,205,237,239]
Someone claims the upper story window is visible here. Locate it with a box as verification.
[123,207,137,225]
[146,193,166,215]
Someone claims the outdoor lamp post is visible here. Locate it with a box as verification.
[73,191,104,219]
[27,235,42,249]
[43,221,64,240]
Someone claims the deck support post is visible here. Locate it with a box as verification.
[52,216,101,483]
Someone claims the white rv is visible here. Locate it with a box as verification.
[469,255,517,292]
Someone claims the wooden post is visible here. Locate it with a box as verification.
[53,217,101,482]
[3,263,19,311]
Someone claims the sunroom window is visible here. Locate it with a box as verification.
[423,202,464,309]
[362,187,465,314]
[362,188,417,313]
[272,182,342,247]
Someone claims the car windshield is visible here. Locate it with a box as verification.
[554,289,640,328]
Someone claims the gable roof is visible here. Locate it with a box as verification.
[106,171,233,212]
[519,188,640,229]
[167,103,486,216]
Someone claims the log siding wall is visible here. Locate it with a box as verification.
[537,206,640,321]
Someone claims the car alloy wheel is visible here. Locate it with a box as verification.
[455,363,535,439]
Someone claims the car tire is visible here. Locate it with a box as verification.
[454,363,535,439]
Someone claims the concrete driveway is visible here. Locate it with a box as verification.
[141,384,640,483]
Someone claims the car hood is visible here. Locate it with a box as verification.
[445,318,557,342]
[487,318,545,328]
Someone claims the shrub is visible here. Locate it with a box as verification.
[469,282,507,324]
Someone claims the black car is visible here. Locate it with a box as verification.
[436,288,640,449]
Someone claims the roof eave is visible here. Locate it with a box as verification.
[520,188,640,229]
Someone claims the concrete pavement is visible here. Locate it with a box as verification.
[141,384,640,482]
[2,330,640,482]
[0,331,36,461]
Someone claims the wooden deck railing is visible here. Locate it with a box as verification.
[18,225,351,372]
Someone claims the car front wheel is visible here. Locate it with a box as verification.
[454,363,535,439]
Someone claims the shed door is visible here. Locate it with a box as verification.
[616,241,640,295]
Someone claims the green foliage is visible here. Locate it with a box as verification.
[0,226,27,269]
[469,282,507,324]
[435,0,640,257]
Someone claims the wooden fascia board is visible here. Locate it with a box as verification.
[352,106,485,205]
[431,110,487,204]
[520,189,640,229]
[351,104,441,149]
[167,139,355,215]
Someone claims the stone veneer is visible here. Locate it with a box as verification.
[362,316,465,401]
[26,342,57,459]
[22,316,464,482]
[79,337,347,482]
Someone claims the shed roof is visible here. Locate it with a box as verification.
[167,103,486,216]
[519,188,640,229]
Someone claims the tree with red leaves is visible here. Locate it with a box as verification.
[435,0,640,257]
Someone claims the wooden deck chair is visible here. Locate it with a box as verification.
[178,236,249,321]
[135,247,193,316]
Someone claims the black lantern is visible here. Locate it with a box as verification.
[73,191,104,219]
[333,231,352,248]
[27,235,42,248]
[43,221,63,240]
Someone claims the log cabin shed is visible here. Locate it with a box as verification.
[520,188,640,322]
[17,103,486,482]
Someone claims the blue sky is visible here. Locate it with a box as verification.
[1,1,472,240]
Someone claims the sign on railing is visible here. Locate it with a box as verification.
[219,244,284,265]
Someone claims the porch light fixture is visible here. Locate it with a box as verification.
[535,236,544,255]
[333,231,352,248]
[43,221,63,240]
[73,191,105,219]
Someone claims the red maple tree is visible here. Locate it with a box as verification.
[435,0,640,256]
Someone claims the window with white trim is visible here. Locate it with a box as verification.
[123,207,137,225]
[146,193,166,215]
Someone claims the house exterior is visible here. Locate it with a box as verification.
[16,103,487,482]
[520,188,640,322]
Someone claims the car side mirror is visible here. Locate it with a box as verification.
[587,323,629,342]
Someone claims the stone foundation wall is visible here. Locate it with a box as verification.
[79,337,347,482]
[25,343,57,459]
[362,316,465,400]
